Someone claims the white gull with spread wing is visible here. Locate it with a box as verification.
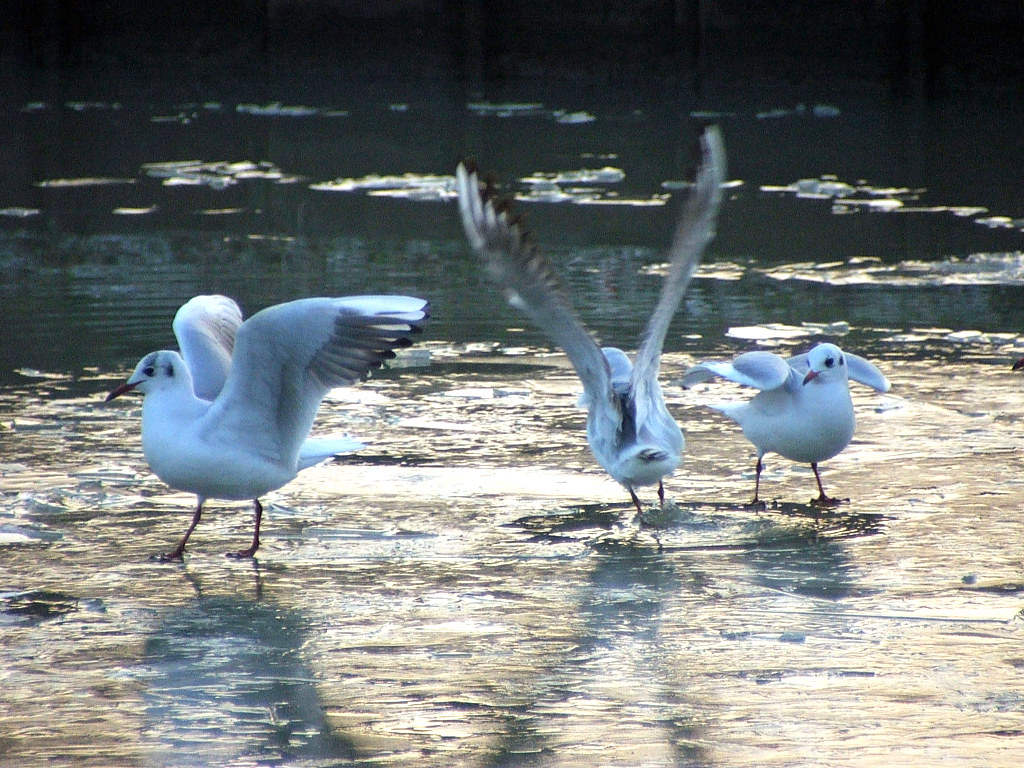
[107,295,428,560]
[456,126,726,514]
[171,294,369,464]
[683,342,889,504]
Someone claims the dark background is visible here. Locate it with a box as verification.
[5,1,1024,100]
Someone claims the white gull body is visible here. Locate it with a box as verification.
[683,342,890,504]
[107,295,429,559]
[456,126,727,514]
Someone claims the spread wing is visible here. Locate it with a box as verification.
[172,295,244,401]
[846,353,890,392]
[202,296,428,466]
[784,352,811,377]
[631,126,727,414]
[683,350,794,391]
[456,161,620,437]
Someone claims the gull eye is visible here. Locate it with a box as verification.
[825,357,835,368]
[143,366,155,377]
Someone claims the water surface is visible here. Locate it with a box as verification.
[2,83,1024,766]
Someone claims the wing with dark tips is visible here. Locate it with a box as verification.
[456,161,620,437]
[632,126,727,406]
[203,296,428,466]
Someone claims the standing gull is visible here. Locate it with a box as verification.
[682,342,890,505]
[456,126,726,514]
[107,295,429,560]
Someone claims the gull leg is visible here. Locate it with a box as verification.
[658,481,665,507]
[810,463,842,506]
[229,499,263,559]
[157,501,202,562]
[632,487,661,546]
[629,488,644,517]
[747,457,766,509]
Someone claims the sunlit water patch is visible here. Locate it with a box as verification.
[0,207,40,219]
[757,103,843,120]
[236,101,349,118]
[64,100,122,112]
[309,169,670,206]
[764,175,1024,236]
[467,101,595,124]
[761,251,1024,286]
[311,173,456,201]
[35,177,137,189]
[144,160,302,189]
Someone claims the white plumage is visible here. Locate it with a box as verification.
[456,126,727,514]
[107,295,428,559]
[683,342,890,504]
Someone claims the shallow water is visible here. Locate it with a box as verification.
[2,82,1024,766]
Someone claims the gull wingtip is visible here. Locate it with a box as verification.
[699,124,728,185]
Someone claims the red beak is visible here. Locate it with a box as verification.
[1013,357,1024,372]
[105,381,138,402]
[802,370,819,385]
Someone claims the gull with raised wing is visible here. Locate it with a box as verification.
[106,295,429,560]
[171,294,243,401]
[171,294,368,464]
[682,342,890,505]
[456,126,726,515]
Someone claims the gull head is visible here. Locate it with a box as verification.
[579,347,633,409]
[106,350,189,401]
[601,347,634,385]
[801,342,849,386]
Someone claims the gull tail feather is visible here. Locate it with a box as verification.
[298,436,367,471]
[707,401,746,424]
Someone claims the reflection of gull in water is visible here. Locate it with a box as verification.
[106,295,428,560]
[683,343,890,505]
[456,126,726,515]
[143,595,356,763]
